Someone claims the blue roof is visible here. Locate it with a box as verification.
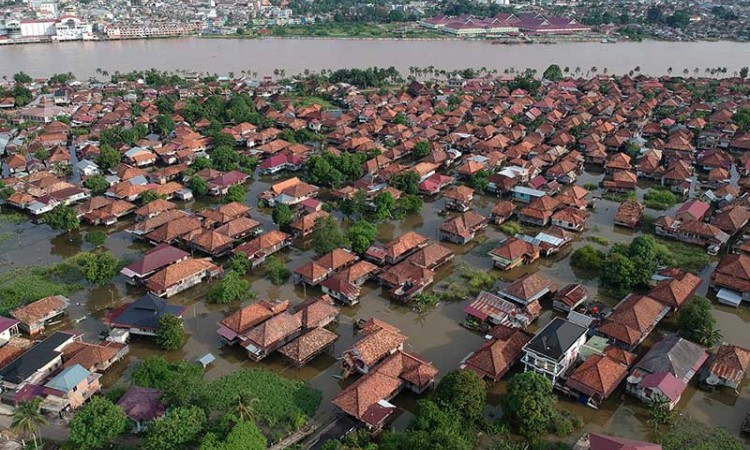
[45,364,90,392]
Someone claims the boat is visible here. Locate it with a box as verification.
[601,38,617,44]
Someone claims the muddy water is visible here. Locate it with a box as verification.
[1,166,749,445]
[3,39,750,79]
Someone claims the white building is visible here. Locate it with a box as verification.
[53,16,94,41]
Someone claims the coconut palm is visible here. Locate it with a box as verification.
[234,392,260,422]
[11,398,46,450]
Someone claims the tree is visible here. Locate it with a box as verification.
[11,398,46,450]
[13,71,32,84]
[83,175,110,195]
[660,415,743,450]
[85,230,107,247]
[144,406,207,450]
[156,314,185,351]
[502,372,557,437]
[389,171,420,195]
[678,295,722,346]
[224,185,246,203]
[312,216,350,255]
[412,141,431,159]
[741,67,748,79]
[374,191,396,220]
[394,194,423,218]
[272,203,293,229]
[193,156,213,171]
[188,176,209,196]
[68,396,128,450]
[211,132,237,149]
[141,190,165,204]
[648,396,673,431]
[265,255,290,286]
[206,271,253,304]
[347,221,378,254]
[381,400,474,450]
[78,250,119,286]
[543,64,563,81]
[393,112,407,125]
[212,146,241,172]
[433,370,487,424]
[155,114,175,136]
[229,253,251,275]
[200,420,266,450]
[599,252,636,297]
[131,357,205,408]
[570,245,605,270]
[233,393,260,422]
[44,205,80,233]
[97,144,121,171]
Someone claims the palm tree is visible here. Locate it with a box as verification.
[11,398,46,450]
[234,393,260,422]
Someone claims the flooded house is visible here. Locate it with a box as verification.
[521,317,588,386]
[488,237,541,270]
[464,291,541,330]
[365,231,431,266]
[217,299,290,346]
[104,294,187,337]
[442,185,475,212]
[319,260,380,305]
[703,344,750,391]
[341,319,406,377]
[144,257,223,298]
[460,325,532,382]
[710,253,750,307]
[116,386,166,433]
[10,295,70,336]
[233,230,293,268]
[498,273,558,307]
[625,336,708,410]
[597,294,670,351]
[614,200,645,228]
[439,211,488,244]
[120,244,189,285]
[564,352,630,408]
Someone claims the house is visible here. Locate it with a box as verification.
[61,339,129,373]
[365,231,430,265]
[217,299,290,346]
[207,170,249,196]
[261,177,319,206]
[418,173,453,195]
[10,295,70,336]
[378,261,435,302]
[490,201,516,225]
[119,244,189,285]
[488,237,540,270]
[145,216,203,245]
[703,344,750,391]
[289,210,329,238]
[406,243,455,270]
[553,284,589,312]
[626,336,708,409]
[498,273,558,306]
[614,200,645,228]
[42,363,101,410]
[341,320,407,377]
[320,261,379,305]
[332,350,437,431]
[278,327,339,367]
[0,317,20,347]
[145,257,223,298]
[116,386,166,432]
[464,291,541,330]
[258,153,304,175]
[439,211,488,244]
[551,207,589,231]
[215,217,262,240]
[518,195,560,226]
[511,186,547,203]
[241,311,303,361]
[675,199,710,222]
[603,170,637,193]
[565,354,629,408]
[646,271,701,311]
[198,202,252,228]
[104,294,187,337]
[294,248,358,286]
[521,318,588,385]
[597,294,670,351]
[460,326,532,382]
[234,230,292,268]
[710,253,750,307]
[581,434,662,450]
[0,331,77,391]
[442,185,474,212]
[183,229,235,257]
[654,215,729,254]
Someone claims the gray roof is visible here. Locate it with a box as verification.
[0,332,74,384]
[525,317,587,360]
[635,336,707,380]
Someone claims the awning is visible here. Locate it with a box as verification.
[717,288,743,307]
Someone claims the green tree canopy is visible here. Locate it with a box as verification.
[502,372,557,437]
[189,176,209,196]
[265,255,290,286]
[141,190,165,205]
[272,203,293,229]
[571,244,605,270]
[347,221,378,254]
[44,205,80,232]
[389,171,420,195]
[543,64,564,81]
[412,141,431,159]
[229,253,251,275]
[77,250,119,286]
[433,370,487,424]
[144,406,207,450]
[83,175,110,195]
[206,271,253,304]
[224,185,246,203]
[200,420,266,450]
[156,314,185,351]
[312,216,350,255]
[13,72,32,84]
[68,396,128,450]
[84,230,107,247]
[677,295,722,346]
[96,144,122,170]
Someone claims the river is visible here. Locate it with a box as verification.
[2,38,750,78]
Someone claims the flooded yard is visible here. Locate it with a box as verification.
[1,165,749,446]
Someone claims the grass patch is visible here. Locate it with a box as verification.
[0,210,26,224]
[498,221,522,236]
[652,237,711,273]
[436,263,499,302]
[644,188,677,210]
[587,236,609,246]
[0,262,84,315]
[292,95,334,110]
[472,238,501,255]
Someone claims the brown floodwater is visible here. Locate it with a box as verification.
[1,166,749,446]
[2,39,750,79]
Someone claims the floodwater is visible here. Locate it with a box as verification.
[2,38,750,79]
[1,165,749,446]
